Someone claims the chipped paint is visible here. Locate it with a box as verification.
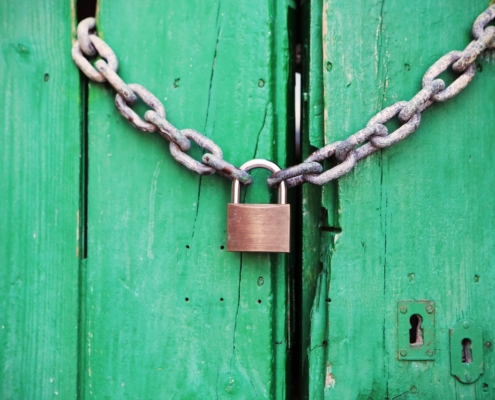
[325,364,336,388]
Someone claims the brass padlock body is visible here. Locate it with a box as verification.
[227,203,290,252]
[226,159,290,253]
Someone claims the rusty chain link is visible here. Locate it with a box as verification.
[73,5,495,190]
[71,17,252,185]
[268,4,495,188]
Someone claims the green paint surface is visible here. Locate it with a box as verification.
[1,0,292,398]
[82,0,293,398]
[0,1,81,398]
[3,0,494,398]
[305,0,495,398]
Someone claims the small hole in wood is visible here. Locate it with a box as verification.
[257,299,262,304]
[185,297,189,302]
[220,298,224,302]
[186,245,190,249]
[220,245,225,250]
[326,298,332,303]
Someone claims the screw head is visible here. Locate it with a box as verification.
[426,349,434,356]
[400,349,408,357]
[463,321,470,329]
[486,341,492,349]
[426,306,434,314]
[410,386,418,394]
[400,306,408,314]
[465,374,472,382]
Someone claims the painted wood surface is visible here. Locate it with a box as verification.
[0,1,81,398]
[305,0,495,398]
[4,0,494,398]
[82,0,293,398]
[300,0,327,399]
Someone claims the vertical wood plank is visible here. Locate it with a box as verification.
[82,1,293,397]
[320,1,388,397]
[306,0,495,398]
[0,1,81,398]
[301,1,326,399]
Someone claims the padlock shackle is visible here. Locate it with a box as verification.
[231,159,287,205]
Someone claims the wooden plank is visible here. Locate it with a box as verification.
[300,0,327,399]
[82,0,293,397]
[0,1,81,398]
[307,0,495,397]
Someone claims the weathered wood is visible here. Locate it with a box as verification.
[0,1,81,398]
[82,0,293,397]
[300,0,326,398]
[305,0,495,398]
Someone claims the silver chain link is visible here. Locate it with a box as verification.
[73,5,495,189]
[268,4,495,188]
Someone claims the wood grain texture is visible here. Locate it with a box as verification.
[82,0,293,398]
[300,0,327,398]
[0,0,81,398]
[305,0,495,398]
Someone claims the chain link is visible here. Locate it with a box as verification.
[72,35,118,83]
[473,4,495,48]
[72,17,251,183]
[115,83,166,132]
[169,129,223,175]
[423,51,476,102]
[269,4,495,188]
[73,6,495,190]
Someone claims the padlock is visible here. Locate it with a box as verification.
[227,159,290,253]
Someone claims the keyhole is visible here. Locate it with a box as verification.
[409,314,424,346]
[462,338,473,363]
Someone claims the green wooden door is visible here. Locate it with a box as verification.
[82,0,293,397]
[2,0,495,399]
[1,0,294,398]
[302,0,495,399]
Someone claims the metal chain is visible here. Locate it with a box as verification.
[268,4,495,188]
[73,5,495,190]
[72,17,253,186]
